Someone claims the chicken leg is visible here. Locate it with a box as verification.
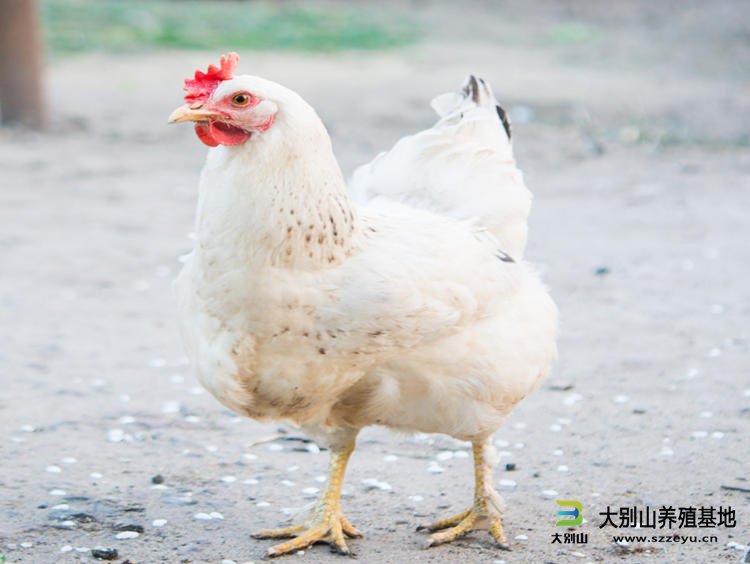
[254,441,362,556]
[418,439,510,549]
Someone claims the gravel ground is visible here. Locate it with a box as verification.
[1,2,749,563]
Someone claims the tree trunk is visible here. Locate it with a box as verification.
[0,0,46,129]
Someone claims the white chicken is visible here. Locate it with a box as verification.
[169,53,557,557]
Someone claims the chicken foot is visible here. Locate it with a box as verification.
[254,441,361,556]
[418,439,510,549]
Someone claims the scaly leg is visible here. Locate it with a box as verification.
[254,441,361,556]
[418,439,510,549]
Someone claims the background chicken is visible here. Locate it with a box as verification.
[170,52,557,556]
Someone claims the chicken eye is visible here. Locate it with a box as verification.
[232,93,252,106]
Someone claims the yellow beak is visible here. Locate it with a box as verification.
[168,104,220,124]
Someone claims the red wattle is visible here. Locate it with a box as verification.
[209,122,251,146]
[194,123,219,147]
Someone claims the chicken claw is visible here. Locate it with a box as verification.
[254,442,362,556]
[419,440,510,549]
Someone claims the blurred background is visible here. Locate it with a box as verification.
[1,1,748,563]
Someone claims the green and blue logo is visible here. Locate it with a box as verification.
[556,500,583,526]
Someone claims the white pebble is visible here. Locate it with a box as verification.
[498,479,517,488]
[711,431,724,439]
[188,386,205,395]
[306,443,320,454]
[436,451,454,461]
[613,395,629,404]
[427,462,445,474]
[119,416,136,425]
[314,475,327,483]
[243,453,258,461]
[53,503,70,510]
[302,487,319,496]
[256,501,271,508]
[107,429,125,443]
[743,389,750,397]
[209,512,224,520]
[185,416,201,424]
[20,542,33,548]
[267,444,284,451]
[46,465,62,473]
[152,519,167,527]
[59,520,76,529]
[221,560,236,564]
[541,489,558,499]
[407,495,424,502]
[557,465,569,472]
[161,401,181,414]
[513,442,525,449]
[115,531,139,539]
[514,534,528,541]
[60,545,73,553]
[49,489,66,496]
[20,424,36,432]
[383,454,398,462]
[563,393,583,406]
[286,465,300,472]
[727,541,747,551]
[75,547,90,552]
[453,450,470,459]
[194,513,213,520]
[691,431,708,439]
[220,476,237,483]
[243,478,259,485]
[90,472,103,479]
[553,449,564,456]
[61,457,77,464]
[361,478,392,491]
[549,424,563,432]
[280,480,295,487]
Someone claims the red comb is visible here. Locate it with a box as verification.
[183,52,240,104]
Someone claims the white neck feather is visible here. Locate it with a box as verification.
[194,105,358,270]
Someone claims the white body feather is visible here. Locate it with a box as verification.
[175,75,557,445]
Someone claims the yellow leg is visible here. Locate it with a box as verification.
[254,441,362,556]
[420,440,510,549]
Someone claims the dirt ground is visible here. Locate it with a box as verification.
[1,1,749,563]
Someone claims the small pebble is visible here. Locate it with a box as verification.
[407,495,424,502]
[61,457,77,464]
[151,474,165,484]
[114,531,140,540]
[194,513,213,520]
[557,465,569,472]
[91,547,118,560]
[499,479,517,488]
[427,462,445,474]
[184,415,201,424]
[361,478,392,491]
[107,429,126,443]
[243,478,259,485]
[691,431,708,439]
[243,453,258,460]
[711,431,724,439]
[268,444,284,452]
[161,401,181,414]
[119,416,136,425]
[384,454,398,462]
[305,443,320,454]
[152,519,167,527]
[20,542,33,548]
[220,476,237,483]
[46,465,62,473]
[90,472,103,479]
[210,512,224,520]
[60,545,73,553]
[302,487,319,496]
[435,451,454,461]
[314,476,327,483]
[49,489,66,496]
[256,501,271,508]
[514,534,528,541]
[549,424,562,432]
[505,463,516,471]
[541,489,558,498]
[613,395,629,404]
[20,424,36,433]
[453,450,469,459]
[280,480,295,487]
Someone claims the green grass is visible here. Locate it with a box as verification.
[40,0,419,53]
